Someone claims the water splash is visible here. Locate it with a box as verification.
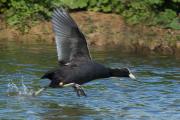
[7,82,19,96]
[7,77,34,96]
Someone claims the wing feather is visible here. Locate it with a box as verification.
[52,8,91,65]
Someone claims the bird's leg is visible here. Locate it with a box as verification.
[73,86,80,97]
[59,82,87,97]
[73,84,87,97]
[32,85,49,96]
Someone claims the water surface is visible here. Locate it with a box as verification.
[0,40,179,120]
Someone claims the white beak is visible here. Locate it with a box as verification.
[129,73,136,79]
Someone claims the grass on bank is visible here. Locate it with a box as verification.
[0,0,180,32]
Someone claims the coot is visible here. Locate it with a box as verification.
[41,8,136,96]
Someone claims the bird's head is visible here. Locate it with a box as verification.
[109,68,136,79]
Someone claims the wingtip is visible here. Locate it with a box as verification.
[53,7,67,15]
[52,7,70,24]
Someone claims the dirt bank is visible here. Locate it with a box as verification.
[0,11,179,55]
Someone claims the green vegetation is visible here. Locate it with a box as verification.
[0,0,180,30]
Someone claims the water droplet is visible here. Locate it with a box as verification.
[6,76,34,96]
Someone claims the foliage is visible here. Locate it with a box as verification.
[155,9,180,29]
[61,0,88,9]
[0,0,180,31]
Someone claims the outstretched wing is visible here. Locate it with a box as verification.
[52,8,91,65]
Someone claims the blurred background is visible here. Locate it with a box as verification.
[0,0,180,55]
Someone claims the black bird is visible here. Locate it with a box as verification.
[40,8,136,97]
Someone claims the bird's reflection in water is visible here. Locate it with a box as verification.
[39,101,99,120]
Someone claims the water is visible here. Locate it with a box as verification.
[0,40,179,120]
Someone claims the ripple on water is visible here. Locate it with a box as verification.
[0,41,180,120]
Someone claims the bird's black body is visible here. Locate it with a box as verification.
[42,61,110,87]
[40,8,135,96]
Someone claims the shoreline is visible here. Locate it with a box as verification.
[0,11,179,55]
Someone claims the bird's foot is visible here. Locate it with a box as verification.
[32,86,48,96]
[59,82,87,97]
[73,84,87,97]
